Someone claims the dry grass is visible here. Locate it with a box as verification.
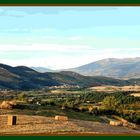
[0,115,140,135]
[131,93,140,97]
[0,101,17,109]
[90,85,140,92]
[50,89,80,94]
[0,115,84,135]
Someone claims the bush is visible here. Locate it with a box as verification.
[17,93,27,101]
[102,96,119,110]
[78,105,88,112]
[96,108,117,115]
[46,99,55,105]
[120,111,140,124]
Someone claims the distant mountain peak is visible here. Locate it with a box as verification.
[67,57,140,79]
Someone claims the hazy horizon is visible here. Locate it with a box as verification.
[1,57,140,71]
[0,6,140,70]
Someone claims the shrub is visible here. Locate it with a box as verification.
[78,105,88,112]
[17,93,27,101]
[47,99,55,105]
[102,96,119,110]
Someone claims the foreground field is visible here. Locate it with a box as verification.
[0,86,140,135]
[0,115,140,135]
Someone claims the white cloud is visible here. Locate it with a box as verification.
[0,42,140,69]
[0,43,91,52]
[0,47,139,70]
[0,55,94,69]
[69,36,81,41]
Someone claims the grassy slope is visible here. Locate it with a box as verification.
[0,64,139,90]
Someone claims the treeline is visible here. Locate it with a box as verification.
[79,90,140,104]
[16,90,140,124]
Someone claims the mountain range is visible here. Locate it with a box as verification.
[67,57,140,79]
[32,58,140,80]
[0,57,140,90]
[0,63,139,90]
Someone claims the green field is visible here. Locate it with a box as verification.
[0,87,140,125]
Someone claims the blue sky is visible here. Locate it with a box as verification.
[0,6,140,69]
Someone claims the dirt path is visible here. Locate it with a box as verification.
[0,115,140,135]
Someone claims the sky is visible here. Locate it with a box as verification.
[0,6,140,70]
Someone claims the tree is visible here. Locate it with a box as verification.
[17,92,26,101]
[102,96,119,110]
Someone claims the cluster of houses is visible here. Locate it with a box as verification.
[48,84,80,89]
